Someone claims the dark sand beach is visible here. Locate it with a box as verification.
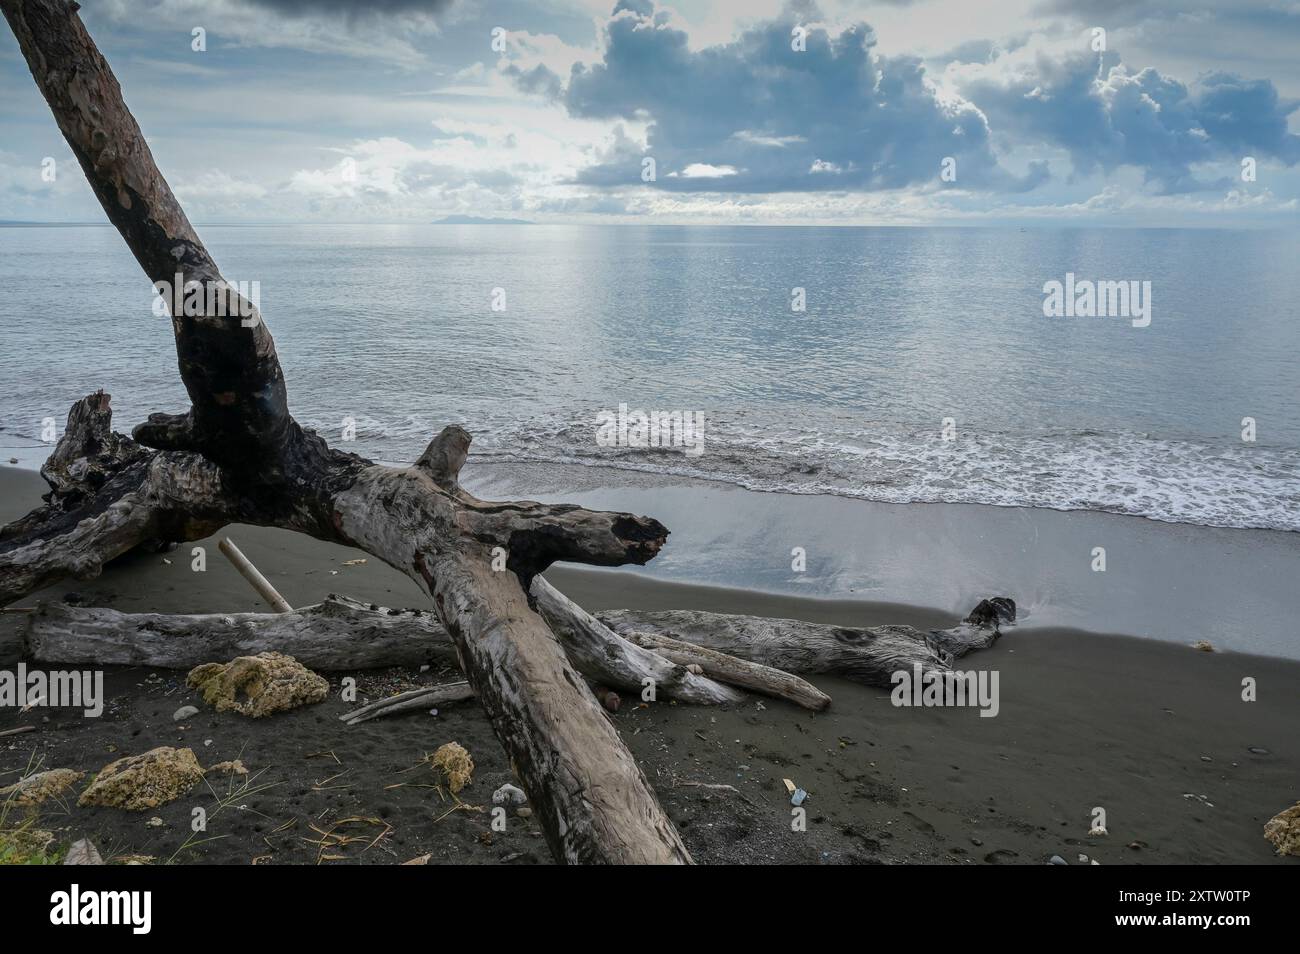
[1,465,1297,865]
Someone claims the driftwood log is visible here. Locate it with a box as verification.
[22,585,1009,693]
[0,0,699,864]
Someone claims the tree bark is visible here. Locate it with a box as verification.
[0,0,691,865]
[596,609,996,686]
[25,594,459,671]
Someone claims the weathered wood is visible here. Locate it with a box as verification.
[26,595,459,671]
[531,577,744,706]
[0,0,690,865]
[218,537,293,612]
[619,627,830,711]
[341,682,475,725]
[25,587,1010,693]
[596,607,1003,687]
[0,392,231,605]
[26,591,754,707]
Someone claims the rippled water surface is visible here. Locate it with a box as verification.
[2,224,1297,529]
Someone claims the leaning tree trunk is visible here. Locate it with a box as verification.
[0,0,691,864]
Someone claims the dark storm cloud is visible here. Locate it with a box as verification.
[549,3,1043,194]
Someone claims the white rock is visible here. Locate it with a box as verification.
[492,783,527,807]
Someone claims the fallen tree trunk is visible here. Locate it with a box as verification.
[0,0,689,864]
[24,595,459,671]
[23,585,1007,695]
[596,608,1008,686]
[618,627,831,711]
[530,577,746,706]
[25,587,753,706]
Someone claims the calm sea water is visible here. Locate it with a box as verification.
[2,224,1298,531]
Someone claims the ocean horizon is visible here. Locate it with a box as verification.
[3,222,1297,532]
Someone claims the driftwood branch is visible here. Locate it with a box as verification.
[340,682,475,725]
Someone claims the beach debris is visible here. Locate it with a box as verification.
[1192,639,1215,652]
[599,689,621,713]
[685,663,703,675]
[402,853,432,865]
[146,817,164,827]
[429,742,474,793]
[0,725,36,738]
[1048,854,1068,865]
[517,807,533,818]
[1088,824,1108,837]
[1182,792,1214,809]
[791,788,808,807]
[304,815,392,864]
[218,537,293,613]
[78,746,203,811]
[1247,746,1271,755]
[0,767,84,806]
[63,838,104,866]
[964,597,1016,629]
[492,783,527,808]
[341,558,367,566]
[1264,803,1300,856]
[112,854,156,865]
[340,681,474,725]
[205,759,248,778]
[172,705,199,722]
[186,651,328,717]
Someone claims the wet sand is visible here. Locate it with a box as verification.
[1,465,1298,864]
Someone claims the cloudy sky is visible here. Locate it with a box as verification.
[2,0,1298,225]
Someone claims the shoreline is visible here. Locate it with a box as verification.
[3,461,1298,658]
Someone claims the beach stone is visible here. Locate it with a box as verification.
[172,705,199,722]
[0,768,84,806]
[205,759,248,778]
[430,742,474,793]
[1049,854,1068,865]
[492,783,527,807]
[1247,746,1271,755]
[1264,803,1300,856]
[964,597,1016,628]
[186,651,327,718]
[78,746,203,811]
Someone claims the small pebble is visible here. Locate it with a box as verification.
[1049,854,1067,865]
[172,705,199,722]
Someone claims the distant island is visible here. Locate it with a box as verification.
[432,215,533,225]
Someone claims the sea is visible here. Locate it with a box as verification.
[2,223,1298,532]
